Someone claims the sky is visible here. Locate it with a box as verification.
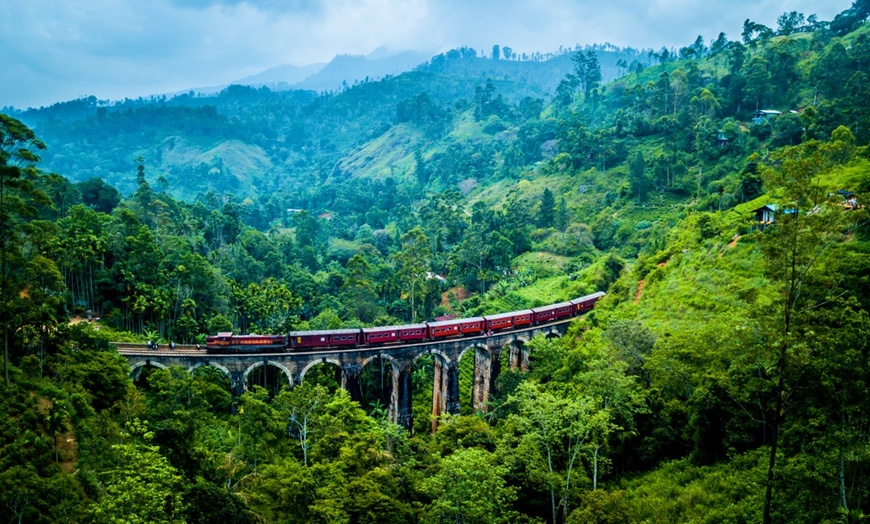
[0,0,852,110]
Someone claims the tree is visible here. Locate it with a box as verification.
[564,332,647,490]
[538,188,556,227]
[183,480,256,524]
[237,386,283,468]
[572,50,602,100]
[505,381,605,524]
[392,227,431,322]
[76,177,120,213]
[757,140,854,524]
[710,32,729,55]
[776,11,805,35]
[0,465,41,524]
[87,440,186,523]
[422,448,517,524]
[669,69,689,115]
[0,115,49,385]
[628,151,648,203]
[414,150,430,185]
[342,254,379,323]
[274,382,332,466]
[45,398,69,465]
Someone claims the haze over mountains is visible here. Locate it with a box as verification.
[10,42,638,198]
[188,48,434,97]
[1,1,850,109]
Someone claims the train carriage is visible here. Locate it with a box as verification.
[532,301,575,324]
[362,326,400,345]
[289,328,362,349]
[510,310,534,327]
[484,311,517,331]
[427,319,462,339]
[571,291,606,313]
[205,333,286,353]
[398,324,429,342]
[361,324,428,345]
[457,317,485,336]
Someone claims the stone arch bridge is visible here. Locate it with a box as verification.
[117,321,569,431]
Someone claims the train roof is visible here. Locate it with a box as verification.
[288,328,362,336]
[485,311,532,321]
[532,300,574,311]
[362,324,427,333]
[572,291,606,302]
[427,318,477,328]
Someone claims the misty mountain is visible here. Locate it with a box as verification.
[234,62,326,88]
[285,49,433,92]
[169,49,431,101]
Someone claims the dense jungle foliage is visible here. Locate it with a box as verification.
[2,2,870,522]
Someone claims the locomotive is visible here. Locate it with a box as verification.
[205,291,605,353]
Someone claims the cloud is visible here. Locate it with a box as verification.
[169,0,325,14]
[0,0,853,109]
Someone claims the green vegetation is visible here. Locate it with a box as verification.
[3,3,870,522]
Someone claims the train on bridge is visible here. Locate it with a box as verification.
[205,291,605,354]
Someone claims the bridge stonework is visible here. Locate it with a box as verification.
[119,322,568,431]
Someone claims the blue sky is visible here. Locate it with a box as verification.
[0,0,851,109]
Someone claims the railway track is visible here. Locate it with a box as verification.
[113,342,206,355]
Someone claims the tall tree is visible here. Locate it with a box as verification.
[393,227,431,322]
[0,115,49,385]
[572,50,602,100]
[538,188,556,228]
[757,139,854,524]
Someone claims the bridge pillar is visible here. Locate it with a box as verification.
[489,347,502,402]
[341,364,363,403]
[472,347,492,412]
[431,356,448,433]
[229,371,246,398]
[389,364,413,431]
[509,345,520,371]
[446,360,460,415]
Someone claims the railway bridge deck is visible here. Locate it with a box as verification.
[116,320,570,430]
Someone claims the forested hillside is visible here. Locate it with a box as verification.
[2,2,870,522]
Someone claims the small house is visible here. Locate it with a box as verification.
[752,204,781,232]
[753,204,778,225]
[752,204,801,231]
[716,130,729,147]
[752,109,781,125]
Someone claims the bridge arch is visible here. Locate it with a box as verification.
[298,357,342,383]
[361,352,400,370]
[129,360,168,373]
[543,326,562,339]
[457,342,491,363]
[243,360,294,391]
[188,361,232,379]
[514,333,533,344]
[411,348,450,367]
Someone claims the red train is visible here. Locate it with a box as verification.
[206,291,605,353]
